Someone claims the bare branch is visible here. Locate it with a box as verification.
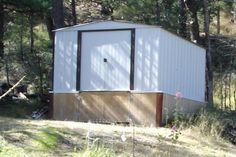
[0,76,26,100]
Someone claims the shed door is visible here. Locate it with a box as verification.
[80,30,131,91]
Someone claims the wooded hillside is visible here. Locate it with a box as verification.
[0,0,235,108]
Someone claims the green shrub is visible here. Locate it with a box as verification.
[179,107,235,138]
[195,109,224,137]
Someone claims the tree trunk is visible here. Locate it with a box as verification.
[178,0,188,38]
[186,0,200,43]
[220,63,223,109]
[0,0,4,59]
[5,54,9,86]
[20,14,24,61]
[234,1,236,24]
[234,89,236,110]
[228,50,233,110]
[71,0,77,25]
[45,15,54,42]
[52,0,64,29]
[29,11,34,54]
[228,73,232,110]
[38,57,43,95]
[203,0,213,106]
[192,12,200,43]
[156,0,160,24]
[217,8,220,34]
[224,75,227,110]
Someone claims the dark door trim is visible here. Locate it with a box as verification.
[76,31,82,91]
[130,29,135,90]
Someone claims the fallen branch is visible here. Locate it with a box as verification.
[0,76,26,100]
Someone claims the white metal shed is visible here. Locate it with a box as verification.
[52,21,206,126]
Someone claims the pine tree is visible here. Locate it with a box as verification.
[52,0,64,29]
[203,0,213,105]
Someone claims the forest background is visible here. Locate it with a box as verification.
[0,0,236,110]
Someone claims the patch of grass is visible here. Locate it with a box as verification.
[0,145,25,157]
[77,145,116,157]
[194,109,225,137]
[0,141,52,157]
[32,127,60,150]
[179,107,236,138]
[0,136,28,157]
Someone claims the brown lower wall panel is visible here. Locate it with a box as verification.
[53,92,158,126]
[53,92,205,127]
[53,93,79,121]
[161,93,205,124]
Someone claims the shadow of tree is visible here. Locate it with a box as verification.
[0,119,83,155]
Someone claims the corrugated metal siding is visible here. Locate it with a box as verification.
[134,28,160,91]
[158,29,205,101]
[80,31,131,90]
[54,31,77,92]
[53,21,205,102]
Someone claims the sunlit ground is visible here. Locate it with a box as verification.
[0,117,235,157]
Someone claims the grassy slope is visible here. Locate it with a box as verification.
[211,11,236,36]
[0,117,235,157]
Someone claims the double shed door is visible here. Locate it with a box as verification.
[80,30,132,91]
